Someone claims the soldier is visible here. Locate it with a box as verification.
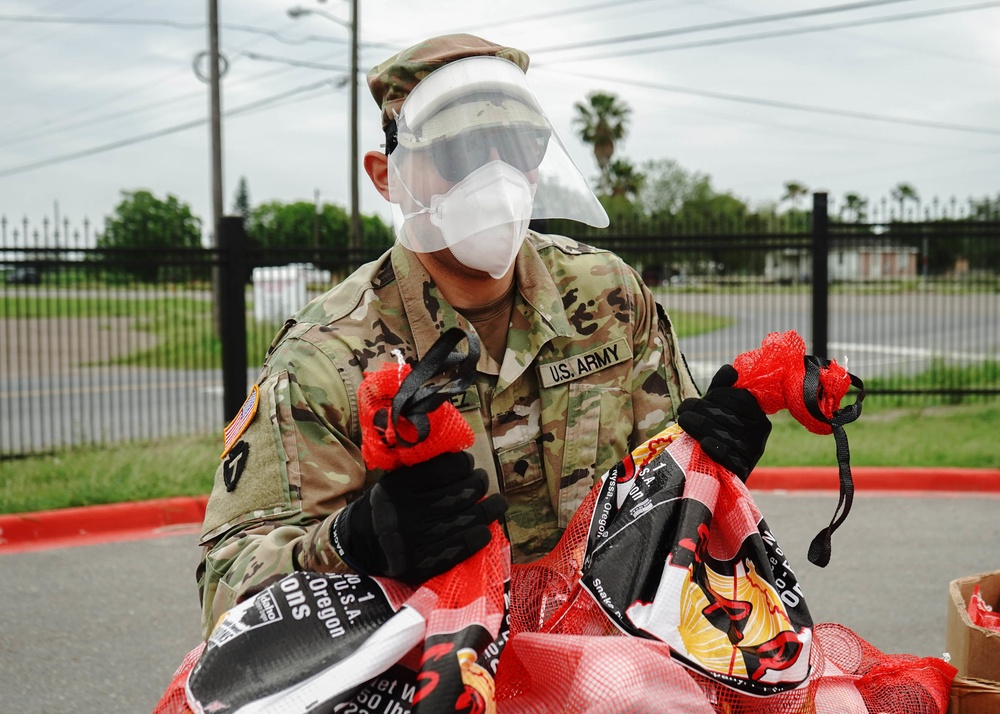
[196,34,770,638]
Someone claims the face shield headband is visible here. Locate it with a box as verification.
[386,56,608,257]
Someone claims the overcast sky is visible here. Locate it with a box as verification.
[2,0,999,242]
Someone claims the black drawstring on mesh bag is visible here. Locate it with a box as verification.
[373,327,480,448]
[800,355,866,567]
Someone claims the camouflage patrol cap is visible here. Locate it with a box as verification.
[366,34,531,131]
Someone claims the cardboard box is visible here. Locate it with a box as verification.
[947,570,1000,682]
[949,676,1000,714]
[946,571,1000,714]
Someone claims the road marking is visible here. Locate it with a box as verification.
[831,342,996,361]
[0,380,223,399]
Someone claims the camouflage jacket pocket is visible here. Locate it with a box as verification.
[557,382,632,527]
[498,438,562,562]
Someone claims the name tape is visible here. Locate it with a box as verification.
[538,338,631,388]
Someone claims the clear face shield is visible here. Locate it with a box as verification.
[386,56,608,278]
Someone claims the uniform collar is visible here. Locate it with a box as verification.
[391,243,467,362]
[392,235,573,387]
[513,232,573,340]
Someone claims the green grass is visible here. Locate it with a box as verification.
[2,401,996,514]
[2,295,997,514]
[757,400,1000,469]
[2,294,282,370]
[0,433,219,514]
[0,295,147,318]
[669,310,734,337]
[3,293,726,366]
[863,359,1000,404]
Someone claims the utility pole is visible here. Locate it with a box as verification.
[208,0,225,335]
[313,188,321,265]
[348,0,361,266]
[288,2,360,264]
[208,0,224,244]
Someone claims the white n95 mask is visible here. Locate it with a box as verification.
[385,57,608,264]
[399,160,535,279]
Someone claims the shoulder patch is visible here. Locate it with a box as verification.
[221,384,260,458]
[222,441,250,491]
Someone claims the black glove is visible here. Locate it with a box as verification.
[676,364,771,481]
[330,451,508,583]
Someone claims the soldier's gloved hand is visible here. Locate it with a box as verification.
[676,364,771,482]
[330,451,508,584]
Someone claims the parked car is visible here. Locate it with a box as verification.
[5,266,41,284]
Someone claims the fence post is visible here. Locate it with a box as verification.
[811,192,829,360]
[219,216,249,422]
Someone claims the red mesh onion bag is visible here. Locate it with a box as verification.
[357,328,476,470]
[496,331,954,713]
[155,330,956,714]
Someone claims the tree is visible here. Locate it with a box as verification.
[245,200,395,274]
[605,158,645,200]
[232,177,251,223]
[97,190,202,282]
[781,181,809,209]
[573,91,632,189]
[891,182,920,218]
[359,213,395,254]
[638,158,712,217]
[247,200,348,254]
[841,192,868,223]
[970,193,1000,221]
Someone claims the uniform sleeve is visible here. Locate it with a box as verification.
[625,267,700,446]
[195,326,370,640]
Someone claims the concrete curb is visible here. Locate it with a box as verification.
[0,495,209,553]
[750,466,1000,493]
[1,468,998,552]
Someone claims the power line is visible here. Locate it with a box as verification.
[400,0,668,38]
[0,44,355,150]
[0,14,360,46]
[0,79,339,179]
[533,1,1000,60]
[238,51,350,73]
[544,68,1000,137]
[532,0,921,55]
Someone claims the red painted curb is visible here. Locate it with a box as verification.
[0,495,209,552]
[751,466,1000,492]
[1,468,998,552]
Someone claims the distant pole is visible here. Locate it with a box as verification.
[313,188,321,264]
[219,217,248,420]
[811,192,829,360]
[208,0,224,335]
[208,0,224,244]
[287,2,360,265]
[349,0,361,266]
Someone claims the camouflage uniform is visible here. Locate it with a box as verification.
[196,34,699,638]
[197,235,697,636]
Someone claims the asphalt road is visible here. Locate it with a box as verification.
[6,292,997,452]
[663,291,1000,388]
[1,490,997,714]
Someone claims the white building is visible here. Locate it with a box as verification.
[765,244,919,282]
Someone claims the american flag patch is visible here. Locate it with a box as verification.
[221,384,260,458]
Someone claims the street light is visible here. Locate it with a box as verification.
[288,2,362,265]
[287,5,350,29]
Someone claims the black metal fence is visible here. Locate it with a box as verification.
[2,194,998,457]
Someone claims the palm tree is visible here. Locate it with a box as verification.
[573,92,632,187]
[842,192,868,222]
[605,159,645,200]
[890,182,920,218]
[781,181,809,209]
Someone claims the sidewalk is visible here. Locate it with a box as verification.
[2,467,998,553]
